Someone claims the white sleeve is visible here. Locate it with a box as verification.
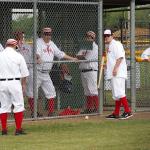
[114,42,125,59]
[141,48,150,59]
[53,43,65,59]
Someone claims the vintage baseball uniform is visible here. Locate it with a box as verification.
[78,42,98,96]
[17,41,33,97]
[36,38,65,99]
[0,47,29,114]
[141,47,150,59]
[106,39,127,100]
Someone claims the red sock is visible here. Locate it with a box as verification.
[120,96,130,113]
[28,98,34,112]
[14,112,23,130]
[92,96,99,111]
[113,100,121,115]
[0,113,7,131]
[48,98,55,113]
[86,96,93,110]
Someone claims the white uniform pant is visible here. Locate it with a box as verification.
[0,80,25,114]
[111,77,126,100]
[26,68,33,98]
[81,71,98,96]
[37,72,56,99]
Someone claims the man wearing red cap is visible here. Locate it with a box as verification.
[13,31,39,118]
[104,29,132,119]
[28,27,78,117]
[0,39,29,135]
[76,31,99,114]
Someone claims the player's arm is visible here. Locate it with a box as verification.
[113,57,123,76]
[36,53,42,64]
[63,54,78,61]
[21,77,27,97]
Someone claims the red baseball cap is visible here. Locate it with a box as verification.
[6,39,18,46]
[42,27,52,33]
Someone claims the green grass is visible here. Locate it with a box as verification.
[0,116,150,150]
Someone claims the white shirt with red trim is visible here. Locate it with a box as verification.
[36,38,65,71]
[106,39,127,80]
[0,47,29,79]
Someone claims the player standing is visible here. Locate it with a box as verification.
[77,31,99,114]
[28,27,78,117]
[104,29,132,119]
[0,39,29,135]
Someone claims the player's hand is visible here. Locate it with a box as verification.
[36,58,42,64]
[112,67,118,76]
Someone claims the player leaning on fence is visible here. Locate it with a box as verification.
[28,27,78,117]
[0,39,29,135]
[76,31,99,114]
[104,29,133,119]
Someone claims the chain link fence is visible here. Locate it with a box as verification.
[0,1,149,120]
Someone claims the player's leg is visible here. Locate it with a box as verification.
[9,81,25,135]
[0,84,12,135]
[42,76,56,116]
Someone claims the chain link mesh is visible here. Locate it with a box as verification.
[0,1,149,120]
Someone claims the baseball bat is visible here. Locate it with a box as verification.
[97,53,106,89]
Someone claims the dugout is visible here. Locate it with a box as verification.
[0,0,150,119]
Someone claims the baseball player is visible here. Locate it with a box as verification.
[104,29,132,119]
[0,39,29,135]
[29,27,78,117]
[0,43,4,51]
[77,31,99,114]
[141,47,150,62]
[13,31,38,118]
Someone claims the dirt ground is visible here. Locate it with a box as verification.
[7,111,150,126]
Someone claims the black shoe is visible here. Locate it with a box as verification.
[15,129,26,136]
[31,112,43,118]
[2,130,7,135]
[120,112,133,119]
[106,114,119,119]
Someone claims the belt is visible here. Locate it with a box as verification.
[0,78,20,81]
[38,70,49,73]
[81,69,98,73]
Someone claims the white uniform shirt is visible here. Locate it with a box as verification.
[106,39,127,80]
[17,42,33,68]
[0,43,4,51]
[36,38,65,71]
[141,47,150,59]
[78,42,98,70]
[0,47,29,79]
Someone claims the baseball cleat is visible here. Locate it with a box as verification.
[15,129,26,136]
[120,112,133,119]
[2,130,7,135]
[105,114,120,119]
